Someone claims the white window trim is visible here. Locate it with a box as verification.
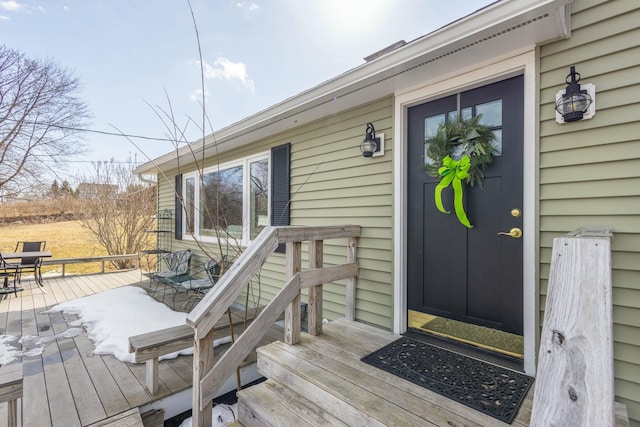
[393,49,537,375]
[182,173,197,239]
[182,152,270,247]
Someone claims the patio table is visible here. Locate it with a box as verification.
[1,251,52,291]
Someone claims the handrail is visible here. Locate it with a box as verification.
[186,225,360,426]
[276,225,361,242]
[199,273,301,397]
[186,227,279,337]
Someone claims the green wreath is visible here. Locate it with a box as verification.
[424,115,498,228]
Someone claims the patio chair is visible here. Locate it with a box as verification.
[173,256,228,310]
[0,254,17,295]
[151,249,193,301]
[13,241,46,285]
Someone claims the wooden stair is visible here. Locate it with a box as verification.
[239,379,346,426]
[236,319,534,427]
[86,408,143,427]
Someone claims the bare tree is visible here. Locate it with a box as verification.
[78,158,156,268]
[0,45,90,198]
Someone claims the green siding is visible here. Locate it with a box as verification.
[539,0,640,424]
[289,96,394,328]
[155,96,395,330]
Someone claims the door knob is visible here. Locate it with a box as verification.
[497,228,522,239]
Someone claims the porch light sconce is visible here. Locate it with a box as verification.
[555,66,596,124]
[360,123,384,158]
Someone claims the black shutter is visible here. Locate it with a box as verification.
[271,143,290,253]
[174,174,183,240]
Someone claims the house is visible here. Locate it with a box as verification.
[134,0,639,424]
[76,182,119,199]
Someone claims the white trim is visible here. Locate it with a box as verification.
[181,152,269,246]
[181,173,196,240]
[521,51,537,375]
[372,132,385,158]
[393,49,537,375]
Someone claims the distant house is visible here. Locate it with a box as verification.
[77,183,119,199]
[135,0,640,423]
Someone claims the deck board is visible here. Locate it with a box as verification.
[164,356,194,385]
[5,297,22,337]
[71,321,130,417]
[22,359,48,426]
[101,355,150,409]
[43,340,82,427]
[62,337,107,425]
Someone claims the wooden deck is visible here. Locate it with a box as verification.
[1,270,626,426]
[0,270,269,427]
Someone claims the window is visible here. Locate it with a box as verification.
[423,97,504,166]
[182,154,269,245]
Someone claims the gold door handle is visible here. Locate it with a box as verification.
[497,228,522,239]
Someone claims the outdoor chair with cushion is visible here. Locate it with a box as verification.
[151,249,193,302]
[13,241,46,286]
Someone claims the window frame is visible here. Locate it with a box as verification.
[181,152,270,246]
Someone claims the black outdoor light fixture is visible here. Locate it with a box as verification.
[555,66,593,122]
[361,122,381,157]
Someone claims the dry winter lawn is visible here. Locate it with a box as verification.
[0,220,128,275]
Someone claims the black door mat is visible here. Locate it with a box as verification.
[361,337,533,424]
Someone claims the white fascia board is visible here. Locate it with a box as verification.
[135,0,571,175]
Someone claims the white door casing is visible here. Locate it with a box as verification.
[393,49,538,375]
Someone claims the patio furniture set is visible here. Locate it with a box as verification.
[148,249,230,310]
[0,241,50,295]
[0,237,225,308]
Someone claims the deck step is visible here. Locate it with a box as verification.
[86,408,143,427]
[237,379,347,427]
[253,340,433,426]
[239,319,541,427]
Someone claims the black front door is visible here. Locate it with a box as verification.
[407,75,524,335]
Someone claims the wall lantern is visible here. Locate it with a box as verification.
[555,66,596,124]
[360,123,384,158]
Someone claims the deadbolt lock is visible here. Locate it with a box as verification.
[511,208,522,218]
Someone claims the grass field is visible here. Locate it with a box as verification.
[0,220,145,275]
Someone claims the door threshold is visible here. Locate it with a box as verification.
[408,310,524,361]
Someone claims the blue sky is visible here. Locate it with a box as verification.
[1,0,492,180]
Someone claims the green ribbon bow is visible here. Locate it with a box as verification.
[434,155,473,228]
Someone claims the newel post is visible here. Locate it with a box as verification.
[192,329,215,427]
[308,240,324,336]
[284,241,302,345]
[345,236,358,321]
[531,227,614,426]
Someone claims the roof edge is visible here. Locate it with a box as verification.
[135,0,571,175]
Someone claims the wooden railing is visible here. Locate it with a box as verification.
[0,363,23,427]
[128,307,265,395]
[41,254,139,276]
[185,225,360,427]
